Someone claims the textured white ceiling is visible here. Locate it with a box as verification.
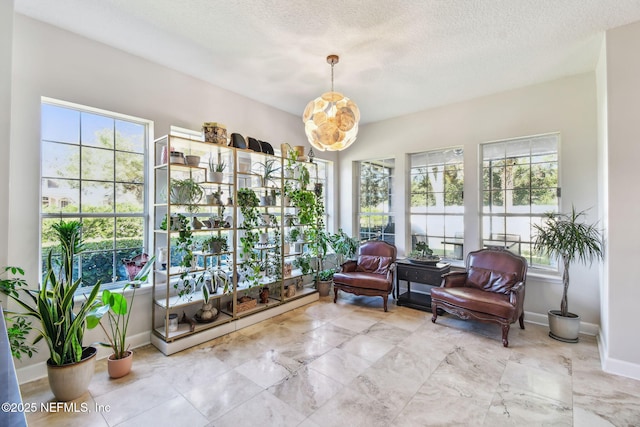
[14,0,640,123]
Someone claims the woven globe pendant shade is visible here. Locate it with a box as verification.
[302,55,360,152]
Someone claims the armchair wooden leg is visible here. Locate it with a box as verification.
[431,302,438,323]
[333,287,338,304]
[519,313,525,329]
[382,296,388,312]
[501,323,510,347]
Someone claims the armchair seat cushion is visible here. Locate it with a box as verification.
[430,287,515,319]
[333,271,391,292]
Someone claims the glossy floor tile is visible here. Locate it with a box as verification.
[20,293,640,426]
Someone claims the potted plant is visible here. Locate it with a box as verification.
[316,268,335,297]
[254,158,281,187]
[1,219,102,401]
[533,206,604,343]
[87,257,154,378]
[208,158,226,183]
[194,279,219,323]
[170,178,204,213]
[203,234,228,254]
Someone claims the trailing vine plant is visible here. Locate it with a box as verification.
[237,188,261,288]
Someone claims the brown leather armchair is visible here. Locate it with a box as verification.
[333,240,397,312]
[431,248,527,347]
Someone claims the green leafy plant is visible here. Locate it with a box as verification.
[208,158,226,173]
[170,178,204,212]
[533,206,604,317]
[202,234,228,253]
[51,219,84,284]
[298,165,311,189]
[1,253,102,366]
[237,188,261,287]
[317,268,335,282]
[409,242,439,261]
[254,159,281,187]
[87,257,154,360]
[329,229,359,265]
[1,266,38,360]
[293,253,313,275]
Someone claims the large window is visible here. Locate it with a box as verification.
[357,158,394,244]
[40,99,149,289]
[409,148,464,259]
[481,133,559,270]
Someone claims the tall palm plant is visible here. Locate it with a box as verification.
[533,207,604,317]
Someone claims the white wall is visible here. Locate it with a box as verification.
[595,36,610,360]
[339,73,601,325]
[0,1,14,269]
[603,20,640,378]
[8,15,336,380]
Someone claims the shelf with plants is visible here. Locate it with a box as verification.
[153,135,237,345]
[151,134,323,354]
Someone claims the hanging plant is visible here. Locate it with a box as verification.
[170,178,204,213]
[237,188,261,287]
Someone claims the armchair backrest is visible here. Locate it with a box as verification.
[465,249,527,294]
[355,240,397,275]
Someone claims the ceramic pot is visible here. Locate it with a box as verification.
[548,310,581,343]
[317,280,332,297]
[107,350,133,379]
[210,171,223,183]
[185,155,201,167]
[47,347,97,401]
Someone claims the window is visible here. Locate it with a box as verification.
[481,133,559,270]
[409,148,464,260]
[40,99,149,289]
[357,158,394,244]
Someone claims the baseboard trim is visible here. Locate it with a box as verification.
[597,333,640,381]
[523,310,600,336]
[16,331,151,385]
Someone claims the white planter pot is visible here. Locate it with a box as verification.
[209,171,224,183]
[548,310,580,343]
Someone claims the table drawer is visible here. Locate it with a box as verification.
[397,266,446,285]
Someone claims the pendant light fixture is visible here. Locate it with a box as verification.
[302,55,360,151]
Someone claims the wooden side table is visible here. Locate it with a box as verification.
[395,259,451,312]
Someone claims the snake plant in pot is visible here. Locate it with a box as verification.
[533,207,604,343]
[87,256,155,378]
[0,220,102,401]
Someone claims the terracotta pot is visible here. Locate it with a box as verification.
[47,347,97,401]
[107,350,133,379]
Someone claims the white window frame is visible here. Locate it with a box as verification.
[480,132,560,272]
[356,158,395,244]
[40,97,151,292]
[408,147,464,260]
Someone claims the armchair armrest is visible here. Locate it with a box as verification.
[441,271,468,288]
[340,260,357,273]
[509,281,525,306]
[385,262,396,282]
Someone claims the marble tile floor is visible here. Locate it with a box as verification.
[20,294,640,426]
